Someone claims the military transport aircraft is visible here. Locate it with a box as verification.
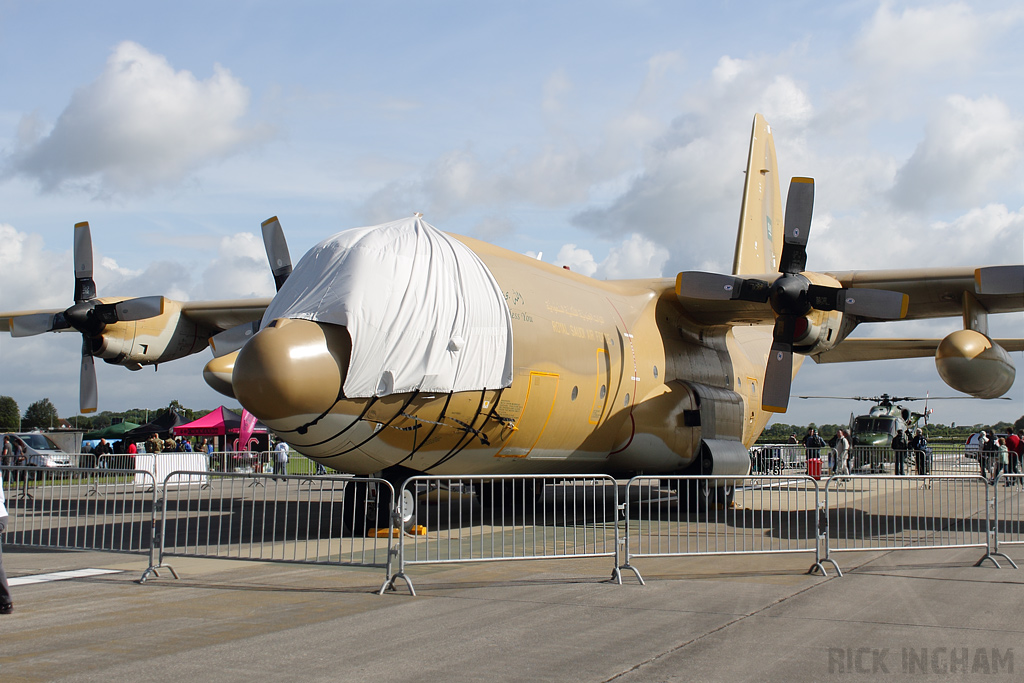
[3,114,1023,518]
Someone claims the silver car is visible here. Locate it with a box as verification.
[3,432,75,469]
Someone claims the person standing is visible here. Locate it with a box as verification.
[0,468,14,614]
[995,437,1009,483]
[274,440,289,477]
[1,436,11,483]
[834,429,851,476]
[892,430,908,476]
[1006,430,1021,476]
[911,428,929,476]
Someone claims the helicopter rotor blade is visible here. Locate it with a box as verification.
[261,216,293,291]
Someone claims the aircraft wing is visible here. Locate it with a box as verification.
[813,338,1024,363]
[179,298,272,332]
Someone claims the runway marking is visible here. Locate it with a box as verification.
[9,568,122,586]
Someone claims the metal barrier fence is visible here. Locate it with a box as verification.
[749,445,830,474]
[1,466,159,568]
[146,471,396,589]
[619,475,826,583]
[991,473,1023,568]
[821,474,1003,575]
[387,475,623,596]
[5,465,1022,592]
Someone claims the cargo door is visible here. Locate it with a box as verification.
[496,372,559,458]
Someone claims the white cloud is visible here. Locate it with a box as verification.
[855,2,986,73]
[197,233,276,300]
[555,243,598,276]
[889,95,1024,211]
[4,41,270,195]
[553,233,669,279]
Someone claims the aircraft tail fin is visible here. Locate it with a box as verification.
[732,114,784,276]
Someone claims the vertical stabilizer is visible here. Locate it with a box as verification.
[732,114,784,275]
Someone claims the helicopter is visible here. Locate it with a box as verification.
[795,393,1000,473]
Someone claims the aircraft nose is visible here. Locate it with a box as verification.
[232,318,352,422]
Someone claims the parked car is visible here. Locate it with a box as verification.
[2,432,75,470]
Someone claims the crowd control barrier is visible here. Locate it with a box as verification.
[821,474,1005,575]
[144,471,397,589]
[1,465,159,568]
[386,475,623,595]
[990,473,1023,568]
[619,475,827,583]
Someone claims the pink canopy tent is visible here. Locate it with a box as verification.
[174,406,268,441]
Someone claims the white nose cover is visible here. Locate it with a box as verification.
[261,216,514,398]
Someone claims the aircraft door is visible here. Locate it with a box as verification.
[496,371,559,458]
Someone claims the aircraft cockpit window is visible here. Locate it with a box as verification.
[855,417,895,433]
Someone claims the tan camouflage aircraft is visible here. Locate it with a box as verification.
[3,114,1023,502]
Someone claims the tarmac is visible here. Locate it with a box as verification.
[1,541,1022,682]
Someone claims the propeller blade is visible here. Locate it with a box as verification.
[976,265,1024,295]
[762,316,797,413]
[210,321,260,357]
[80,346,98,414]
[675,272,770,302]
[807,284,908,319]
[779,177,814,274]
[10,313,61,337]
[261,216,293,291]
[92,296,165,325]
[73,222,97,303]
[114,296,165,321]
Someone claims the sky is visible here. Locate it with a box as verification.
[0,0,1022,430]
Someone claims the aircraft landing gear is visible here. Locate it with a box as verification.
[341,466,421,537]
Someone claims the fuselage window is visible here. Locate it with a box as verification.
[600,384,607,399]
[624,393,630,406]
[653,365,659,378]
[571,386,578,401]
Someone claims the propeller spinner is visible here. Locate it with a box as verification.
[677,178,909,413]
[10,222,165,413]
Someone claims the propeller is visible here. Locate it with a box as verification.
[11,222,165,413]
[677,178,909,413]
[975,265,1024,295]
[261,216,293,292]
[209,216,293,358]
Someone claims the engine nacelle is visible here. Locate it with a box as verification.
[935,329,1015,399]
[93,299,210,368]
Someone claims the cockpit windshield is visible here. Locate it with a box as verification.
[854,417,896,435]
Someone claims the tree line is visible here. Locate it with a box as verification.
[0,396,225,432]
